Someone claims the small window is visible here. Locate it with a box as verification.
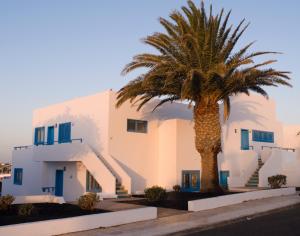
[127,119,148,133]
[14,168,23,185]
[58,122,71,143]
[86,171,101,193]
[252,130,274,143]
[34,127,45,145]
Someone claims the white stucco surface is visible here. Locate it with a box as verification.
[0,207,157,236]
[188,187,296,212]
[3,90,300,201]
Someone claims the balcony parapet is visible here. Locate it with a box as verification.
[14,138,83,151]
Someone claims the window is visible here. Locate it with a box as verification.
[252,130,274,143]
[86,171,101,192]
[34,127,45,145]
[14,168,23,185]
[58,122,71,143]
[127,119,148,133]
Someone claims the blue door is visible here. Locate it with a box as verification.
[47,126,55,145]
[220,171,230,189]
[241,129,249,150]
[55,170,64,196]
[182,171,200,192]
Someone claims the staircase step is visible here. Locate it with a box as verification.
[117,194,131,199]
[245,184,258,187]
[116,186,125,191]
[116,190,128,194]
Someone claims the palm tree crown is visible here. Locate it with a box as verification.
[116,0,291,120]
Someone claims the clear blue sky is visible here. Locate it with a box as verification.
[0,0,299,162]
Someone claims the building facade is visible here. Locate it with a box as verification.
[2,90,300,201]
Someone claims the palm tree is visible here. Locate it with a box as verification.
[116,1,291,192]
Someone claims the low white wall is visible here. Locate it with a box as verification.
[13,195,65,204]
[259,149,282,187]
[0,207,157,236]
[227,150,258,187]
[188,187,296,212]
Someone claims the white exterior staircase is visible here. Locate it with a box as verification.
[245,156,264,187]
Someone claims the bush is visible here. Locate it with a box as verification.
[144,186,166,202]
[18,204,36,216]
[173,185,181,192]
[0,195,15,211]
[268,174,287,189]
[78,192,99,211]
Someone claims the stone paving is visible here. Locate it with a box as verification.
[64,194,300,236]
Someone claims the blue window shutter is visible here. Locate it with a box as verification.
[58,122,71,143]
[14,168,23,185]
[34,128,38,145]
[47,126,55,145]
[66,123,71,142]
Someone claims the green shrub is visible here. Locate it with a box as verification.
[173,185,181,192]
[18,204,36,216]
[0,195,15,211]
[268,175,287,189]
[144,186,166,202]
[78,192,99,211]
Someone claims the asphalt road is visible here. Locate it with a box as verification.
[175,204,300,236]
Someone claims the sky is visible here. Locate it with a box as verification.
[0,0,299,162]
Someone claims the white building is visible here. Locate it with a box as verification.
[2,90,300,201]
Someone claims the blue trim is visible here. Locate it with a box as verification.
[252,130,274,143]
[220,171,230,189]
[55,170,64,196]
[13,168,23,185]
[47,126,55,145]
[182,170,200,192]
[241,129,250,150]
[34,127,45,145]
[58,122,72,143]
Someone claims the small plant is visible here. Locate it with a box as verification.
[78,192,99,211]
[268,174,287,189]
[144,186,166,202]
[0,195,15,211]
[173,185,181,192]
[18,204,35,216]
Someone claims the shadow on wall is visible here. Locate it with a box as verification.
[138,100,193,122]
[223,100,267,139]
[113,158,146,192]
[40,107,104,153]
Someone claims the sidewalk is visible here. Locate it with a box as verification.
[64,194,300,236]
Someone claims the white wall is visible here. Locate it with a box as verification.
[282,125,300,149]
[32,91,111,154]
[107,91,193,193]
[2,148,43,196]
[0,207,157,236]
[42,162,86,202]
[157,120,177,189]
[219,94,285,187]
[9,90,300,198]
[33,143,116,199]
[176,120,201,186]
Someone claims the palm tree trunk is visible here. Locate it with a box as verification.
[194,101,222,192]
